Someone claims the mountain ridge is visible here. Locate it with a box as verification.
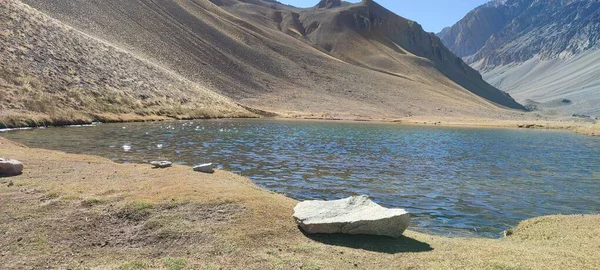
[1,0,528,127]
[439,0,600,117]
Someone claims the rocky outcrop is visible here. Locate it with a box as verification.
[293,196,410,238]
[316,0,341,9]
[439,0,600,117]
[438,0,537,59]
[440,0,600,69]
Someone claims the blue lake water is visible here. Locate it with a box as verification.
[2,119,599,238]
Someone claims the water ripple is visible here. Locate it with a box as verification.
[3,119,600,238]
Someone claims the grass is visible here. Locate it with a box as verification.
[81,198,105,207]
[0,136,599,269]
[164,258,188,270]
[119,261,149,270]
[573,122,599,136]
[0,0,257,129]
[491,262,523,270]
[118,201,154,221]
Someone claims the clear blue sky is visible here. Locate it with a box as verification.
[278,0,489,33]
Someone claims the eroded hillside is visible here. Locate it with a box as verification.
[15,0,526,122]
[0,0,254,128]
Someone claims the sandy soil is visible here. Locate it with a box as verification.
[1,137,599,269]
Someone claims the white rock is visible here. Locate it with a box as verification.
[293,196,410,238]
[150,161,172,168]
[193,163,214,173]
[0,158,24,176]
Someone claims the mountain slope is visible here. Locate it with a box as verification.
[15,0,525,121]
[0,0,254,128]
[439,0,600,117]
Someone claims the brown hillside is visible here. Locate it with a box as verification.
[18,0,525,121]
[0,0,254,128]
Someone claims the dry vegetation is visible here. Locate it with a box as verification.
[2,0,593,132]
[0,0,255,128]
[18,0,532,123]
[1,137,599,269]
[573,122,600,136]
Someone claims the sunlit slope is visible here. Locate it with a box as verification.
[21,0,524,119]
[0,0,254,127]
[440,0,600,117]
[473,50,600,117]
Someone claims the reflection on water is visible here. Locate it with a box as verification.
[3,119,600,238]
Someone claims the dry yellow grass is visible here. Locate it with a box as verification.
[1,137,599,269]
[573,122,600,136]
[0,0,255,128]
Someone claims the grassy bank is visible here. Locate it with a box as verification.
[573,122,600,136]
[278,115,600,137]
[0,111,261,129]
[0,137,599,269]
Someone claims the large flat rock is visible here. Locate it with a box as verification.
[293,196,410,238]
[0,158,24,176]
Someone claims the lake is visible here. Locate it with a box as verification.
[2,119,599,238]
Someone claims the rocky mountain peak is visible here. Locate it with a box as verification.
[316,0,341,9]
[440,0,600,68]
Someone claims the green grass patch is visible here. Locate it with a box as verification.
[46,191,61,200]
[35,236,49,247]
[118,201,154,221]
[119,260,149,270]
[164,258,187,270]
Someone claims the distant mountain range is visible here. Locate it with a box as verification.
[439,0,600,118]
[0,0,526,127]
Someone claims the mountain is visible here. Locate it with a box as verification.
[1,0,525,127]
[439,0,600,118]
[0,0,254,128]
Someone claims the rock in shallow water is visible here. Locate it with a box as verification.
[0,158,24,176]
[193,163,214,173]
[293,196,410,238]
[150,161,172,168]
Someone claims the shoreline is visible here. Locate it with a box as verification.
[2,114,597,137]
[0,137,599,269]
[273,115,599,136]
